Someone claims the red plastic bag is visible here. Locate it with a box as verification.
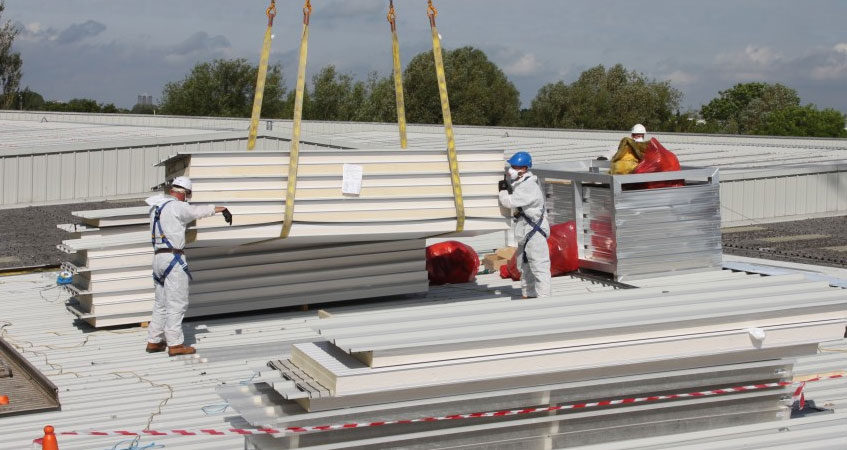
[499,221,579,281]
[499,264,511,279]
[426,241,480,285]
[549,221,579,275]
[632,138,684,189]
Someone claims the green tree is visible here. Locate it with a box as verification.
[39,98,122,113]
[527,64,682,131]
[308,65,367,121]
[359,73,397,123]
[292,67,398,123]
[403,46,521,126]
[761,105,846,138]
[100,103,120,114]
[0,0,22,109]
[66,98,101,112]
[10,87,44,110]
[701,82,800,133]
[131,103,156,114]
[160,58,287,118]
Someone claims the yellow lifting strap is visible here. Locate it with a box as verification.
[387,0,408,149]
[427,0,464,232]
[280,0,312,239]
[247,0,277,151]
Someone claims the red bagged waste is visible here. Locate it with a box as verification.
[503,251,521,281]
[500,221,579,281]
[499,264,511,279]
[426,240,480,285]
[549,221,579,275]
[632,137,684,189]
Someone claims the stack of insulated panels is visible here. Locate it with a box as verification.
[57,146,510,327]
[159,148,508,246]
[218,273,847,448]
[61,231,429,328]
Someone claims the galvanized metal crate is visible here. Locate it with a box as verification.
[536,161,722,281]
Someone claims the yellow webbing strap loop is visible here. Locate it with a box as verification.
[387,0,408,149]
[427,0,464,232]
[247,0,277,151]
[281,0,311,239]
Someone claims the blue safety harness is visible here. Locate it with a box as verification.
[515,209,548,264]
[511,176,548,264]
[151,201,192,286]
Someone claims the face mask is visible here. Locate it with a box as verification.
[507,168,521,180]
[633,136,645,143]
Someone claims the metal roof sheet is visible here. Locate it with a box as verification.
[0,119,218,152]
[0,260,844,449]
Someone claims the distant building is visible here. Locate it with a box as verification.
[137,94,153,106]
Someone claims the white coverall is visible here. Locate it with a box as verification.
[498,172,552,298]
[145,195,215,346]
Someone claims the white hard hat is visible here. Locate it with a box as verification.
[171,176,192,191]
[631,124,647,135]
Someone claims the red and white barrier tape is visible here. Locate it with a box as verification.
[38,374,845,439]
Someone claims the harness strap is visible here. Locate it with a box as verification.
[153,253,193,286]
[517,210,548,264]
[152,201,175,249]
[151,200,192,285]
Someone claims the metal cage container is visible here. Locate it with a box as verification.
[535,161,722,281]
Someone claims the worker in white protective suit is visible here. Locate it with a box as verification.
[145,176,232,356]
[606,124,648,160]
[498,152,551,298]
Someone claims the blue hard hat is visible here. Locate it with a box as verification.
[507,151,532,168]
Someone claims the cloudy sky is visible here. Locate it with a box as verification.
[6,0,847,111]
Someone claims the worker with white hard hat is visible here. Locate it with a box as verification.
[498,151,551,298]
[145,176,232,356]
[631,123,647,142]
[605,124,648,161]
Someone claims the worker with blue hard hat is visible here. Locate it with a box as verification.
[144,176,232,356]
[498,151,551,298]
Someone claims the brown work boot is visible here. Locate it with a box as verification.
[167,345,196,357]
[146,342,167,353]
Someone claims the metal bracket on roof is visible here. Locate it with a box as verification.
[723,260,847,289]
[267,359,330,399]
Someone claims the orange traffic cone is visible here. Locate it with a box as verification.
[0,395,9,405]
[41,425,59,450]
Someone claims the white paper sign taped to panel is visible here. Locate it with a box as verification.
[342,163,363,195]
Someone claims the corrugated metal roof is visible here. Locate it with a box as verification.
[0,119,219,152]
[0,262,844,449]
[308,129,847,173]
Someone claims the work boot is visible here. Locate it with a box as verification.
[168,345,196,357]
[145,342,167,353]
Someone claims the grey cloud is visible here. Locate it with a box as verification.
[169,32,231,56]
[313,0,385,22]
[15,21,59,42]
[15,30,237,107]
[57,20,106,45]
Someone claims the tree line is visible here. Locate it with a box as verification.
[1,1,844,138]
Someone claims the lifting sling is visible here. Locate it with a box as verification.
[427,0,465,232]
[151,201,193,286]
[387,0,408,149]
[280,0,312,239]
[247,0,278,151]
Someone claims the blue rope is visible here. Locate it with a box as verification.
[108,438,164,450]
[201,403,231,416]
